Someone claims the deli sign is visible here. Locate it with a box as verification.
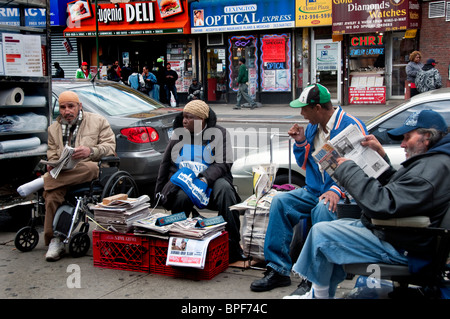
[332,0,420,35]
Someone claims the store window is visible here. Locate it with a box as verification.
[348,33,386,104]
[228,35,258,98]
[260,33,291,92]
[166,39,194,93]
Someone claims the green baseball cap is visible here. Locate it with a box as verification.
[290,83,331,108]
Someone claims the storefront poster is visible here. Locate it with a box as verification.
[332,0,420,35]
[1,33,43,77]
[157,0,183,19]
[316,42,338,71]
[295,0,332,27]
[191,0,295,33]
[349,87,386,104]
[261,34,291,92]
[68,0,92,22]
[64,0,190,37]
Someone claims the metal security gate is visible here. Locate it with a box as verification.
[50,31,79,78]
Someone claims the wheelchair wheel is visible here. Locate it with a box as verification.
[69,232,90,258]
[101,170,139,199]
[15,226,39,252]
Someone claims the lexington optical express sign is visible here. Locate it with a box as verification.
[191,0,295,33]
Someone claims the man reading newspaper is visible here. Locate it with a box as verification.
[17,91,115,261]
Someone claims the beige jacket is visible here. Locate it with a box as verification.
[47,111,116,162]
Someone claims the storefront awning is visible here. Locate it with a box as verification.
[64,0,190,37]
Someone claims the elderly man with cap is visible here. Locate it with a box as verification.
[155,100,246,262]
[285,109,450,299]
[75,61,92,79]
[17,91,115,261]
[250,83,367,292]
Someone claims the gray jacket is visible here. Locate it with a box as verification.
[406,61,423,83]
[334,134,450,255]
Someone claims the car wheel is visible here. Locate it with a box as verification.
[274,173,305,188]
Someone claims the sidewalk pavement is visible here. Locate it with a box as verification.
[0,209,358,301]
[208,100,403,124]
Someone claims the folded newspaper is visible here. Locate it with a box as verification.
[312,124,389,179]
[40,145,82,179]
[93,195,151,233]
[133,213,226,239]
[166,232,222,269]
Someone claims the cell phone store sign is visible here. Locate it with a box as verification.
[332,0,420,35]
[191,0,295,33]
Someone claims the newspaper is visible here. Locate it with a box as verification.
[93,195,151,233]
[40,145,82,179]
[166,232,222,269]
[133,212,226,239]
[229,189,278,211]
[96,195,151,210]
[312,124,389,179]
[252,164,277,199]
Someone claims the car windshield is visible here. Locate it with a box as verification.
[70,85,160,116]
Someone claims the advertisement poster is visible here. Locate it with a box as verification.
[261,34,291,92]
[295,0,332,27]
[316,42,338,71]
[157,0,183,19]
[2,33,43,77]
[68,0,92,22]
[349,87,386,104]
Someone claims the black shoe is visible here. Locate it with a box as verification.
[288,279,312,296]
[229,247,249,263]
[233,106,241,110]
[250,268,291,292]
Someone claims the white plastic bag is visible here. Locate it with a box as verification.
[170,92,177,107]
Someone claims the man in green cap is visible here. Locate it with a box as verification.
[250,83,368,293]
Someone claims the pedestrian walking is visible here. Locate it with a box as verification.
[234,57,256,110]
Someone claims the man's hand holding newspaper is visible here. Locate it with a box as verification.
[40,145,83,179]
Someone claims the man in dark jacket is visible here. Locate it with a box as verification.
[286,109,450,299]
[154,100,246,262]
[164,63,179,107]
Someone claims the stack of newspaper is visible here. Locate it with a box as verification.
[133,213,226,240]
[93,194,151,233]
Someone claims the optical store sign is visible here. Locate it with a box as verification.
[332,0,420,35]
[191,0,295,33]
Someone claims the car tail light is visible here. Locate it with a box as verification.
[120,127,159,143]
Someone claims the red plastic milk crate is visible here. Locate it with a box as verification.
[93,231,151,273]
[149,231,229,280]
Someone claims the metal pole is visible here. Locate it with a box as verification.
[95,0,99,78]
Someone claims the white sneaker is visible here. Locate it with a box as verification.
[283,290,314,299]
[45,238,65,261]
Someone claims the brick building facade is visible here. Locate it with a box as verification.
[420,1,450,87]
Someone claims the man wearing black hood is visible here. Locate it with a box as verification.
[415,58,442,93]
[155,100,246,262]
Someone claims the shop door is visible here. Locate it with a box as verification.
[387,32,417,99]
[311,40,341,104]
[206,47,227,102]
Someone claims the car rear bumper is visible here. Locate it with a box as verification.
[116,149,163,184]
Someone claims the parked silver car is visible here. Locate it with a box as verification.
[231,88,450,199]
[52,79,181,193]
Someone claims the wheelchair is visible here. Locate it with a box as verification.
[14,156,139,257]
